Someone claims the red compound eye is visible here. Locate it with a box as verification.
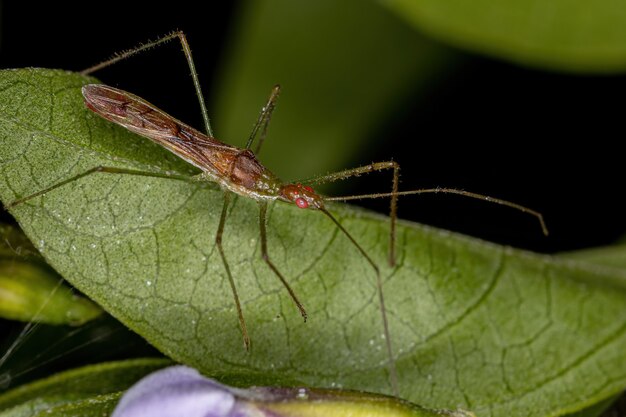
[295,197,309,209]
[303,185,314,193]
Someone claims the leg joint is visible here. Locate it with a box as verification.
[169,30,184,38]
[371,161,399,170]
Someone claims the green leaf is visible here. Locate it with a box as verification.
[0,224,41,259]
[0,394,120,417]
[556,244,626,295]
[0,360,470,417]
[0,224,102,325]
[212,0,456,181]
[561,393,621,417]
[0,358,169,417]
[1,69,626,417]
[560,244,626,271]
[381,0,626,73]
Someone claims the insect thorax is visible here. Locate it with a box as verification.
[214,150,282,200]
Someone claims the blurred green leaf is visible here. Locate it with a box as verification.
[0,360,471,417]
[0,224,102,325]
[562,393,621,417]
[0,260,101,326]
[381,0,626,72]
[1,69,626,417]
[212,0,456,181]
[0,358,169,417]
[556,247,626,417]
[560,244,626,271]
[0,224,40,260]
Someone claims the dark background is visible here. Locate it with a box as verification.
[0,0,624,394]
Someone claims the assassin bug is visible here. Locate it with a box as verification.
[7,32,548,396]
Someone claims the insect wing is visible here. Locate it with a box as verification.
[82,84,238,172]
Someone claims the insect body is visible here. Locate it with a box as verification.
[83,85,319,207]
[7,32,548,397]
[81,84,367,348]
[80,83,546,398]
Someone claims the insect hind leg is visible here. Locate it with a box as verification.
[81,31,213,137]
[5,166,197,209]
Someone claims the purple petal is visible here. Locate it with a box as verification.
[112,366,236,417]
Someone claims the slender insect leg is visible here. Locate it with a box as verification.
[215,192,251,350]
[81,31,213,137]
[245,85,281,155]
[5,166,197,209]
[257,201,307,321]
[230,84,281,176]
[319,207,399,396]
[299,161,400,267]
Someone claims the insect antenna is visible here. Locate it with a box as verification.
[318,207,399,397]
[325,188,549,236]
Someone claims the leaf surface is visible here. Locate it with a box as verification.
[382,0,626,72]
[0,224,102,324]
[0,359,468,417]
[1,69,626,417]
[0,358,168,417]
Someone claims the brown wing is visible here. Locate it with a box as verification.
[82,84,240,176]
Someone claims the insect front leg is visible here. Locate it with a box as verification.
[298,161,400,267]
[319,207,399,396]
